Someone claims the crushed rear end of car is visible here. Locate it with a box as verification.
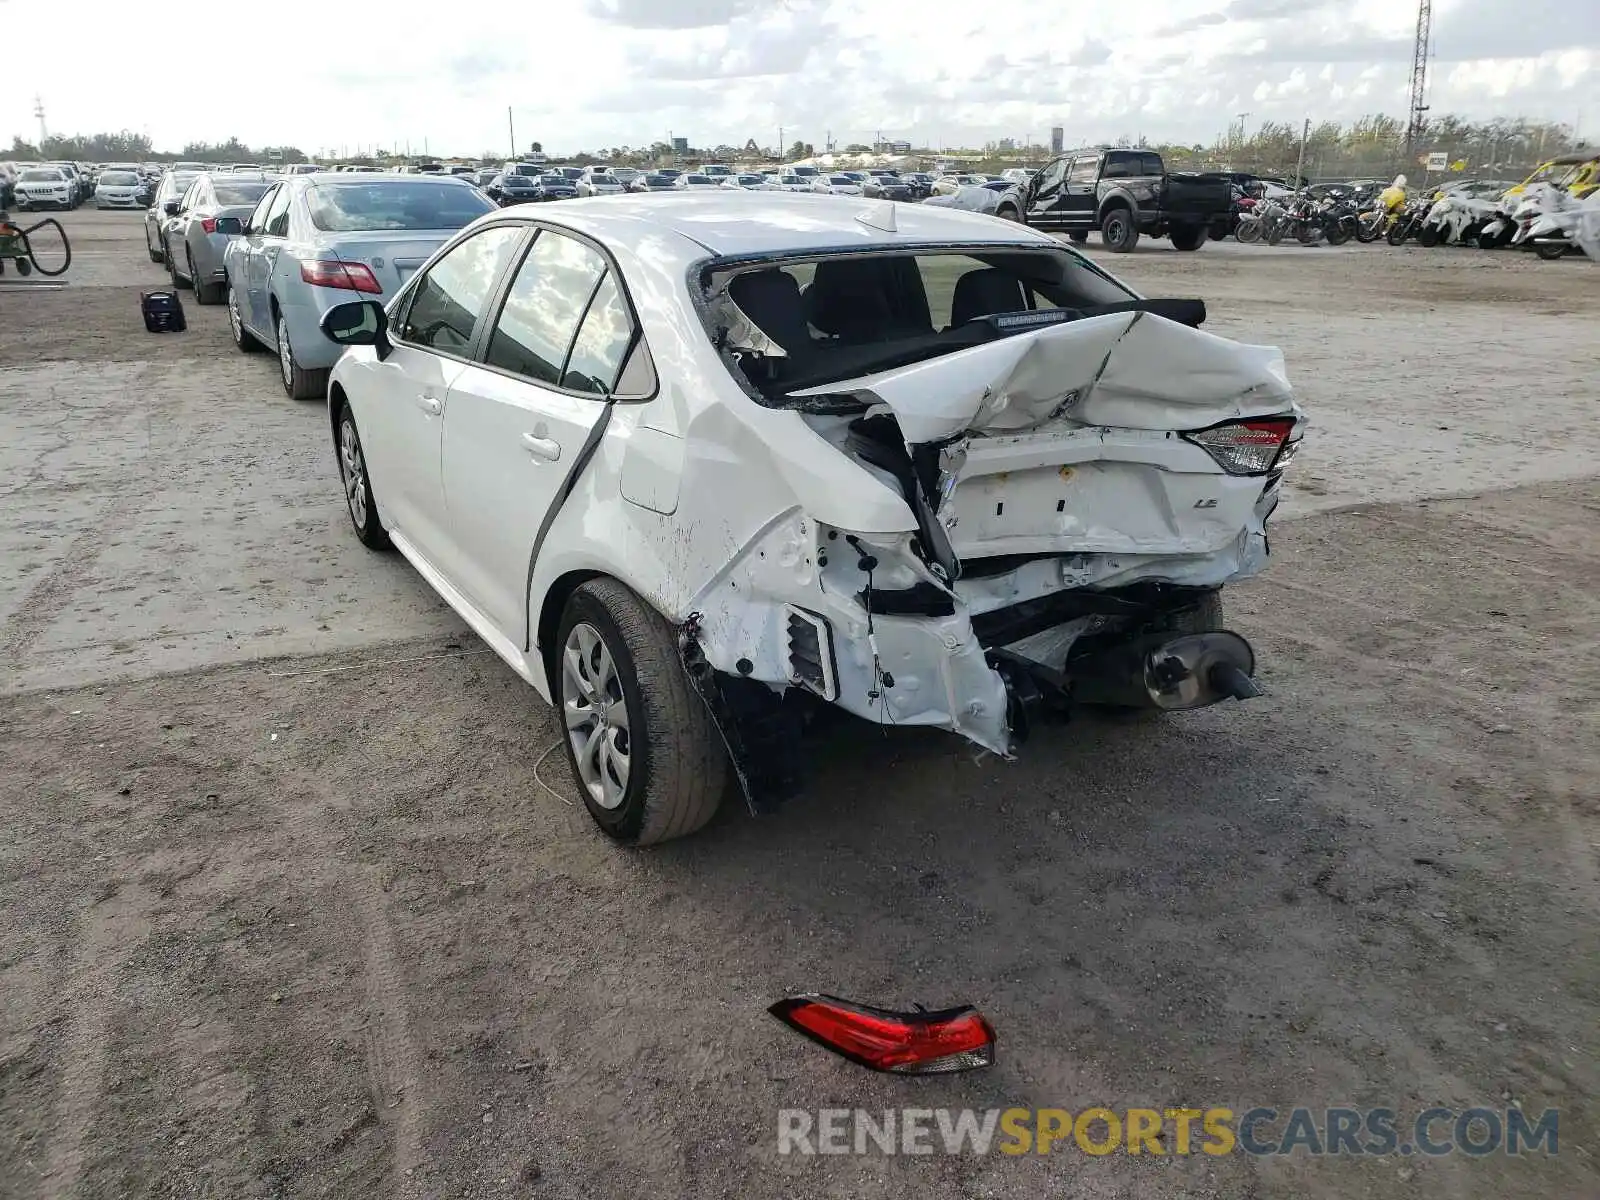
[673,241,1305,806]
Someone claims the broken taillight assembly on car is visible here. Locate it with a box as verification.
[300,259,382,294]
[768,995,996,1074]
[1182,416,1301,475]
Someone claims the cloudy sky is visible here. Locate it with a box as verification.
[2,0,1594,155]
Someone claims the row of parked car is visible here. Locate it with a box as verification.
[472,161,943,205]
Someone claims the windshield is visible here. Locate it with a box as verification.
[792,167,819,177]
[214,181,271,204]
[99,171,139,186]
[685,175,712,184]
[829,176,854,185]
[561,168,583,179]
[737,175,765,185]
[707,248,1139,399]
[306,181,495,231]
[645,175,673,185]
[21,169,65,182]
[541,174,567,184]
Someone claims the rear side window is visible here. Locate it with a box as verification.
[1140,153,1164,176]
[484,231,607,384]
[1102,152,1140,180]
[561,274,634,394]
[399,225,524,354]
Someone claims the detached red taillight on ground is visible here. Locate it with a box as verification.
[300,259,382,294]
[1183,416,1301,475]
[768,995,996,1074]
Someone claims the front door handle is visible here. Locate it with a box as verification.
[520,433,561,462]
[416,393,442,416]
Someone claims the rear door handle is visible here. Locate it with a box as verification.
[521,433,561,462]
[416,394,442,416]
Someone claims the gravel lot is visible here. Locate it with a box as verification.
[1,209,1596,1200]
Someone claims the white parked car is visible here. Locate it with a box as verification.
[674,173,722,191]
[94,169,144,209]
[577,169,625,197]
[721,173,779,191]
[13,167,76,211]
[318,194,1304,845]
[812,174,864,196]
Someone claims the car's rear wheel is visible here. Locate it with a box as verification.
[166,245,189,289]
[228,283,262,352]
[1100,207,1139,252]
[190,252,219,304]
[556,579,728,846]
[276,312,327,400]
[1067,230,1089,244]
[1169,224,1207,251]
[336,400,390,550]
[146,228,163,263]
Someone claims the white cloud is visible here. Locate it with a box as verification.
[0,0,1592,155]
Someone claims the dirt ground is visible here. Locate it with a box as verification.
[1,209,1596,1200]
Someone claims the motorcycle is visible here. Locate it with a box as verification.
[1316,196,1359,246]
[1386,197,1438,246]
[1511,187,1599,260]
[1236,197,1285,244]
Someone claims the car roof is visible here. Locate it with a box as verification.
[473,191,1058,258]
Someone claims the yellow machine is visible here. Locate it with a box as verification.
[1504,153,1600,201]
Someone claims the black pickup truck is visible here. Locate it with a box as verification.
[994,148,1234,252]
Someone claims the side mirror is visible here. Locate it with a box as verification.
[215,216,245,236]
[321,299,391,359]
[163,200,181,215]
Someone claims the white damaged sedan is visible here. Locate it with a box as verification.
[320,193,1306,844]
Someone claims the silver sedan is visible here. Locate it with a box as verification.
[167,173,276,304]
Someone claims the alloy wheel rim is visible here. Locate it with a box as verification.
[339,420,367,528]
[561,622,632,811]
[278,320,293,386]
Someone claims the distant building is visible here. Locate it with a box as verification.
[1050,126,1064,154]
[671,137,689,155]
[997,137,1016,152]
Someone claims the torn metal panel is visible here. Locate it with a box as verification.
[787,310,1293,442]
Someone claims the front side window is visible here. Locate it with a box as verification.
[399,225,524,353]
[484,230,608,385]
[263,186,293,237]
[245,186,279,233]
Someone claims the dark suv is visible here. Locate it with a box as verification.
[997,148,1233,252]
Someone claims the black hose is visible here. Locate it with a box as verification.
[9,217,73,276]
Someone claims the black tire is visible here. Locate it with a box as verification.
[1355,212,1385,243]
[995,203,1022,222]
[1235,217,1262,244]
[1417,225,1441,248]
[1386,220,1409,247]
[1266,222,1285,247]
[555,579,728,846]
[191,252,220,304]
[1067,230,1089,244]
[146,227,163,263]
[227,282,263,352]
[276,312,327,400]
[335,399,391,551]
[1534,241,1568,260]
[1169,224,1206,251]
[1100,207,1139,252]
[166,244,190,289]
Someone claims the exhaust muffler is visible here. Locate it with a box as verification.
[1069,630,1262,711]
